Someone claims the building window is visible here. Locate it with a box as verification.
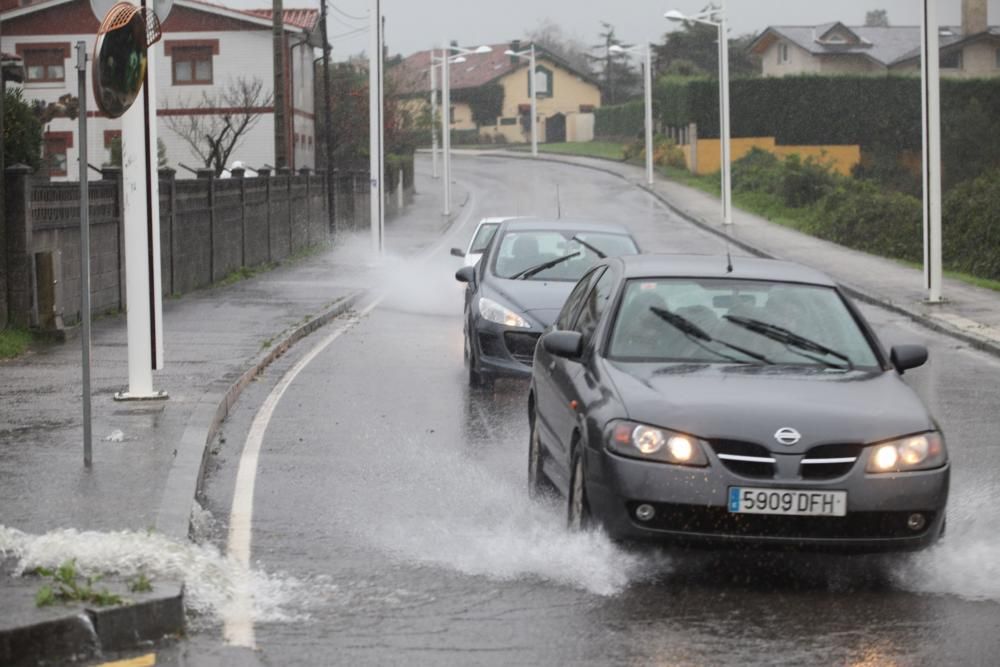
[44,132,72,176]
[20,46,67,82]
[777,43,790,65]
[940,50,963,69]
[171,46,213,85]
[579,104,595,113]
[499,117,517,126]
[530,66,553,97]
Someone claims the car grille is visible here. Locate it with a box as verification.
[504,331,541,365]
[800,443,863,479]
[626,502,935,540]
[709,440,776,479]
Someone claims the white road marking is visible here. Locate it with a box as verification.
[223,299,379,648]
[222,171,477,648]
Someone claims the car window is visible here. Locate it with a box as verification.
[492,231,637,281]
[571,269,617,348]
[468,222,499,254]
[556,267,605,330]
[607,278,879,368]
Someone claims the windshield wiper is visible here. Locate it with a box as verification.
[649,306,772,365]
[510,251,581,280]
[570,235,607,259]
[722,315,854,370]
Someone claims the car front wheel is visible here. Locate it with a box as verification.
[528,414,557,499]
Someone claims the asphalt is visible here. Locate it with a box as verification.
[3,150,1000,663]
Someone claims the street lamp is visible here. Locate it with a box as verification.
[432,44,492,216]
[666,2,732,225]
[503,44,538,157]
[610,43,654,185]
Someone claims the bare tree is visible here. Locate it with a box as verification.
[164,76,272,175]
[865,9,890,27]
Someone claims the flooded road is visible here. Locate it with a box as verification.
[146,155,1000,665]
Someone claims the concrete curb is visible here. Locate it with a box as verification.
[0,582,184,666]
[154,290,368,540]
[476,150,1000,359]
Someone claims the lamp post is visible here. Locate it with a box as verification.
[666,2,732,225]
[432,44,492,216]
[610,43,654,185]
[504,43,538,157]
[429,49,439,179]
[920,0,943,303]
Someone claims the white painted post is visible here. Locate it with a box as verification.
[397,168,404,208]
[529,44,538,157]
[644,42,654,185]
[719,1,733,225]
[441,50,452,216]
[921,0,944,302]
[368,0,384,256]
[430,49,439,179]
[77,41,93,466]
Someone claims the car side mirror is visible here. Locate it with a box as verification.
[455,266,476,284]
[542,331,584,360]
[890,344,928,373]
[450,247,465,258]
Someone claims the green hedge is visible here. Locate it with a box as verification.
[594,100,645,140]
[655,75,1000,151]
[942,169,1000,279]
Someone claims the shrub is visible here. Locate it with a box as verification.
[732,148,783,195]
[4,89,43,170]
[594,101,645,140]
[730,149,838,208]
[943,170,1000,279]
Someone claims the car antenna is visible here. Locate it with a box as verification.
[556,183,562,220]
[726,248,733,274]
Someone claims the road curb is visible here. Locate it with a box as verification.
[477,150,1000,359]
[0,582,184,666]
[154,290,369,541]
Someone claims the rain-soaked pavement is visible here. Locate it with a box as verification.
[155,156,1000,665]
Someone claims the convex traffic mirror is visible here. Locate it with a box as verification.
[92,2,160,118]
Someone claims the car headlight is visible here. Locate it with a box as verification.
[607,420,709,467]
[865,432,946,473]
[478,297,530,328]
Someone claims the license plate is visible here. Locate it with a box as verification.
[729,487,847,517]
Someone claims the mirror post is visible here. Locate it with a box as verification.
[77,41,93,467]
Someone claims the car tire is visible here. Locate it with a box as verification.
[528,414,557,499]
[567,447,593,532]
[467,334,493,389]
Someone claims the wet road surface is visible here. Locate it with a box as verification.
[158,156,1000,665]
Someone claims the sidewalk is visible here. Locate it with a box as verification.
[471,148,1000,356]
[0,167,464,664]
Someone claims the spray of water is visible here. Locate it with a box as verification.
[0,524,328,626]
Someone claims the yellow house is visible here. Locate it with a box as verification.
[392,41,602,144]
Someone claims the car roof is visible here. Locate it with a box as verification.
[499,218,632,235]
[479,216,534,224]
[615,253,838,287]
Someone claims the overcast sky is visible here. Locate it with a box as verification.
[230,0,1000,61]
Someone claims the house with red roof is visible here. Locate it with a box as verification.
[393,40,602,144]
[0,0,322,179]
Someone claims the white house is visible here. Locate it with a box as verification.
[0,0,320,180]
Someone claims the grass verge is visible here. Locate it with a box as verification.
[0,328,32,359]
[509,141,627,161]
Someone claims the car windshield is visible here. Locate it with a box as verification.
[608,278,879,368]
[469,223,499,254]
[493,231,638,281]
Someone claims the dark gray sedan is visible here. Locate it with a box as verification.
[529,254,949,552]
[455,219,639,388]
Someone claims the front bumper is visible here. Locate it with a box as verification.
[471,318,541,379]
[584,446,950,553]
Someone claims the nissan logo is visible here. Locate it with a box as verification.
[774,428,802,446]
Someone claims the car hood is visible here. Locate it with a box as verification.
[605,361,935,454]
[486,279,576,327]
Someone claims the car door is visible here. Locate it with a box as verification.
[534,267,605,487]
[548,268,619,465]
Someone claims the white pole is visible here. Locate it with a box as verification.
[644,42,654,185]
[718,2,733,225]
[146,46,164,370]
[442,49,451,216]
[921,0,943,302]
[530,44,538,157]
[368,0,384,256]
[430,49,439,179]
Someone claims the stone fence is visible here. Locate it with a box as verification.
[0,162,414,332]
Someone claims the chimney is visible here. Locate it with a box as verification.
[510,39,521,65]
[962,0,988,36]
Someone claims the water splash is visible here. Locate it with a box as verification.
[0,524,328,626]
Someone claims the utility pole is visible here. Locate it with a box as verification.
[273,0,287,169]
[319,0,334,230]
